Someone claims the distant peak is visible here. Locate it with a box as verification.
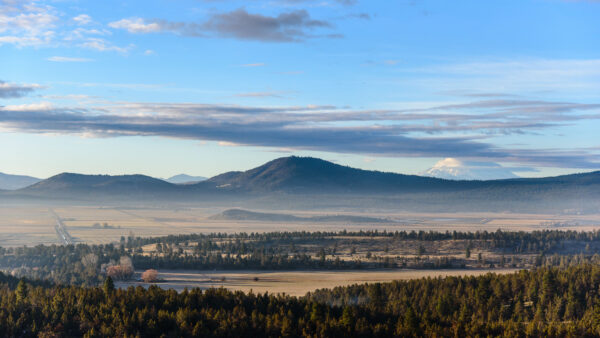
[422,158,518,180]
[165,174,207,184]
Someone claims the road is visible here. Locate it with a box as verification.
[50,209,74,245]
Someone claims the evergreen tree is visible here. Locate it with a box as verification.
[103,276,115,295]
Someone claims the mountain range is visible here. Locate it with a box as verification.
[3,156,599,213]
[0,172,41,190]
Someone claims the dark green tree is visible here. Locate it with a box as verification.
[103,276,115,295]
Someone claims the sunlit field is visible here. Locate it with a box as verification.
[2,204,599,247]
[115,268,519,296]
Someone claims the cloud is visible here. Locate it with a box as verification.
[0,1,58,47]
[0,99,599,169]
[108,9,335,42]
[47,56,93,62]
[0,80,43,98]
[281,0,357,5]
[108,18,164,33]
[204,9,333,41]
[0,2,127,52]
[234,92,284,98]
[241,63,266,67]
[79,38,132,53]
[413,59,600,97]
[72,14,91,25]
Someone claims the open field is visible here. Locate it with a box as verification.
[115,268,518,296]
[1,204,599,247]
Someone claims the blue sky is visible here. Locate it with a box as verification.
[1,0,599,179]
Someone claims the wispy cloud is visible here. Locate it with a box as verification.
[72,14,91,25]
[0,97,599,169]
[411,59,600,96]
[108,17,165,34]
[0,0,58,47]
[240,63,266,67]
[0,1,129,52]
[0,80,43,98]
[79,38,132,53]
[47,56,93,62]
[279,0,357,5]
[108,8,336,42]
[234,92,284,98]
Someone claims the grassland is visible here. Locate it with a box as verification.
[115,268,518,296]
[1,203,599,247]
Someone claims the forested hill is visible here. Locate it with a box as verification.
[203,156,453,193]
[203,156,600,193]
[3,265,600,337]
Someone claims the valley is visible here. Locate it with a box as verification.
[1,204,599,247]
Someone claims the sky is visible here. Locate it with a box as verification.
[1,0,599,179]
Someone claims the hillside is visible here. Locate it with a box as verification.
[205,156,456,193]
[19,173,181,198]
[0,172,41,190]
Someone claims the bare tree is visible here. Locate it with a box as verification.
[141,269,159,283]
[81,253,98,271]
[120,256,134,270]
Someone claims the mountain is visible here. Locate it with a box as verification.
[0,172,41,190]
[4,156,600,213]
[205,156,453,193]
[165,174,207,185]
[200,156,600,212]
[19,173,181,198]
[422,158,519,180]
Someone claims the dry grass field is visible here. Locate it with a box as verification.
[115,268,519,296]
[1,204,599,247]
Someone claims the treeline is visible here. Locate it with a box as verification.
[0,244,128,286]
[3,265,600,336]
[3,229,600,286]
[126,229,600,244]
[133,252,398,271]
[125,229,600,254]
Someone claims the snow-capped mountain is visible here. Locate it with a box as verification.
[421,158,519,180]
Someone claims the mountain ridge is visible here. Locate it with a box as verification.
[0,172,41,190]
[4,156,600,212]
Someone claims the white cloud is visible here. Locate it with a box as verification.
[108,18,163,33]
[1,101,54,111]
[79,38,132,53]
[47,56,93,62]
[0,1,58,47]
[72,14,91,25]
